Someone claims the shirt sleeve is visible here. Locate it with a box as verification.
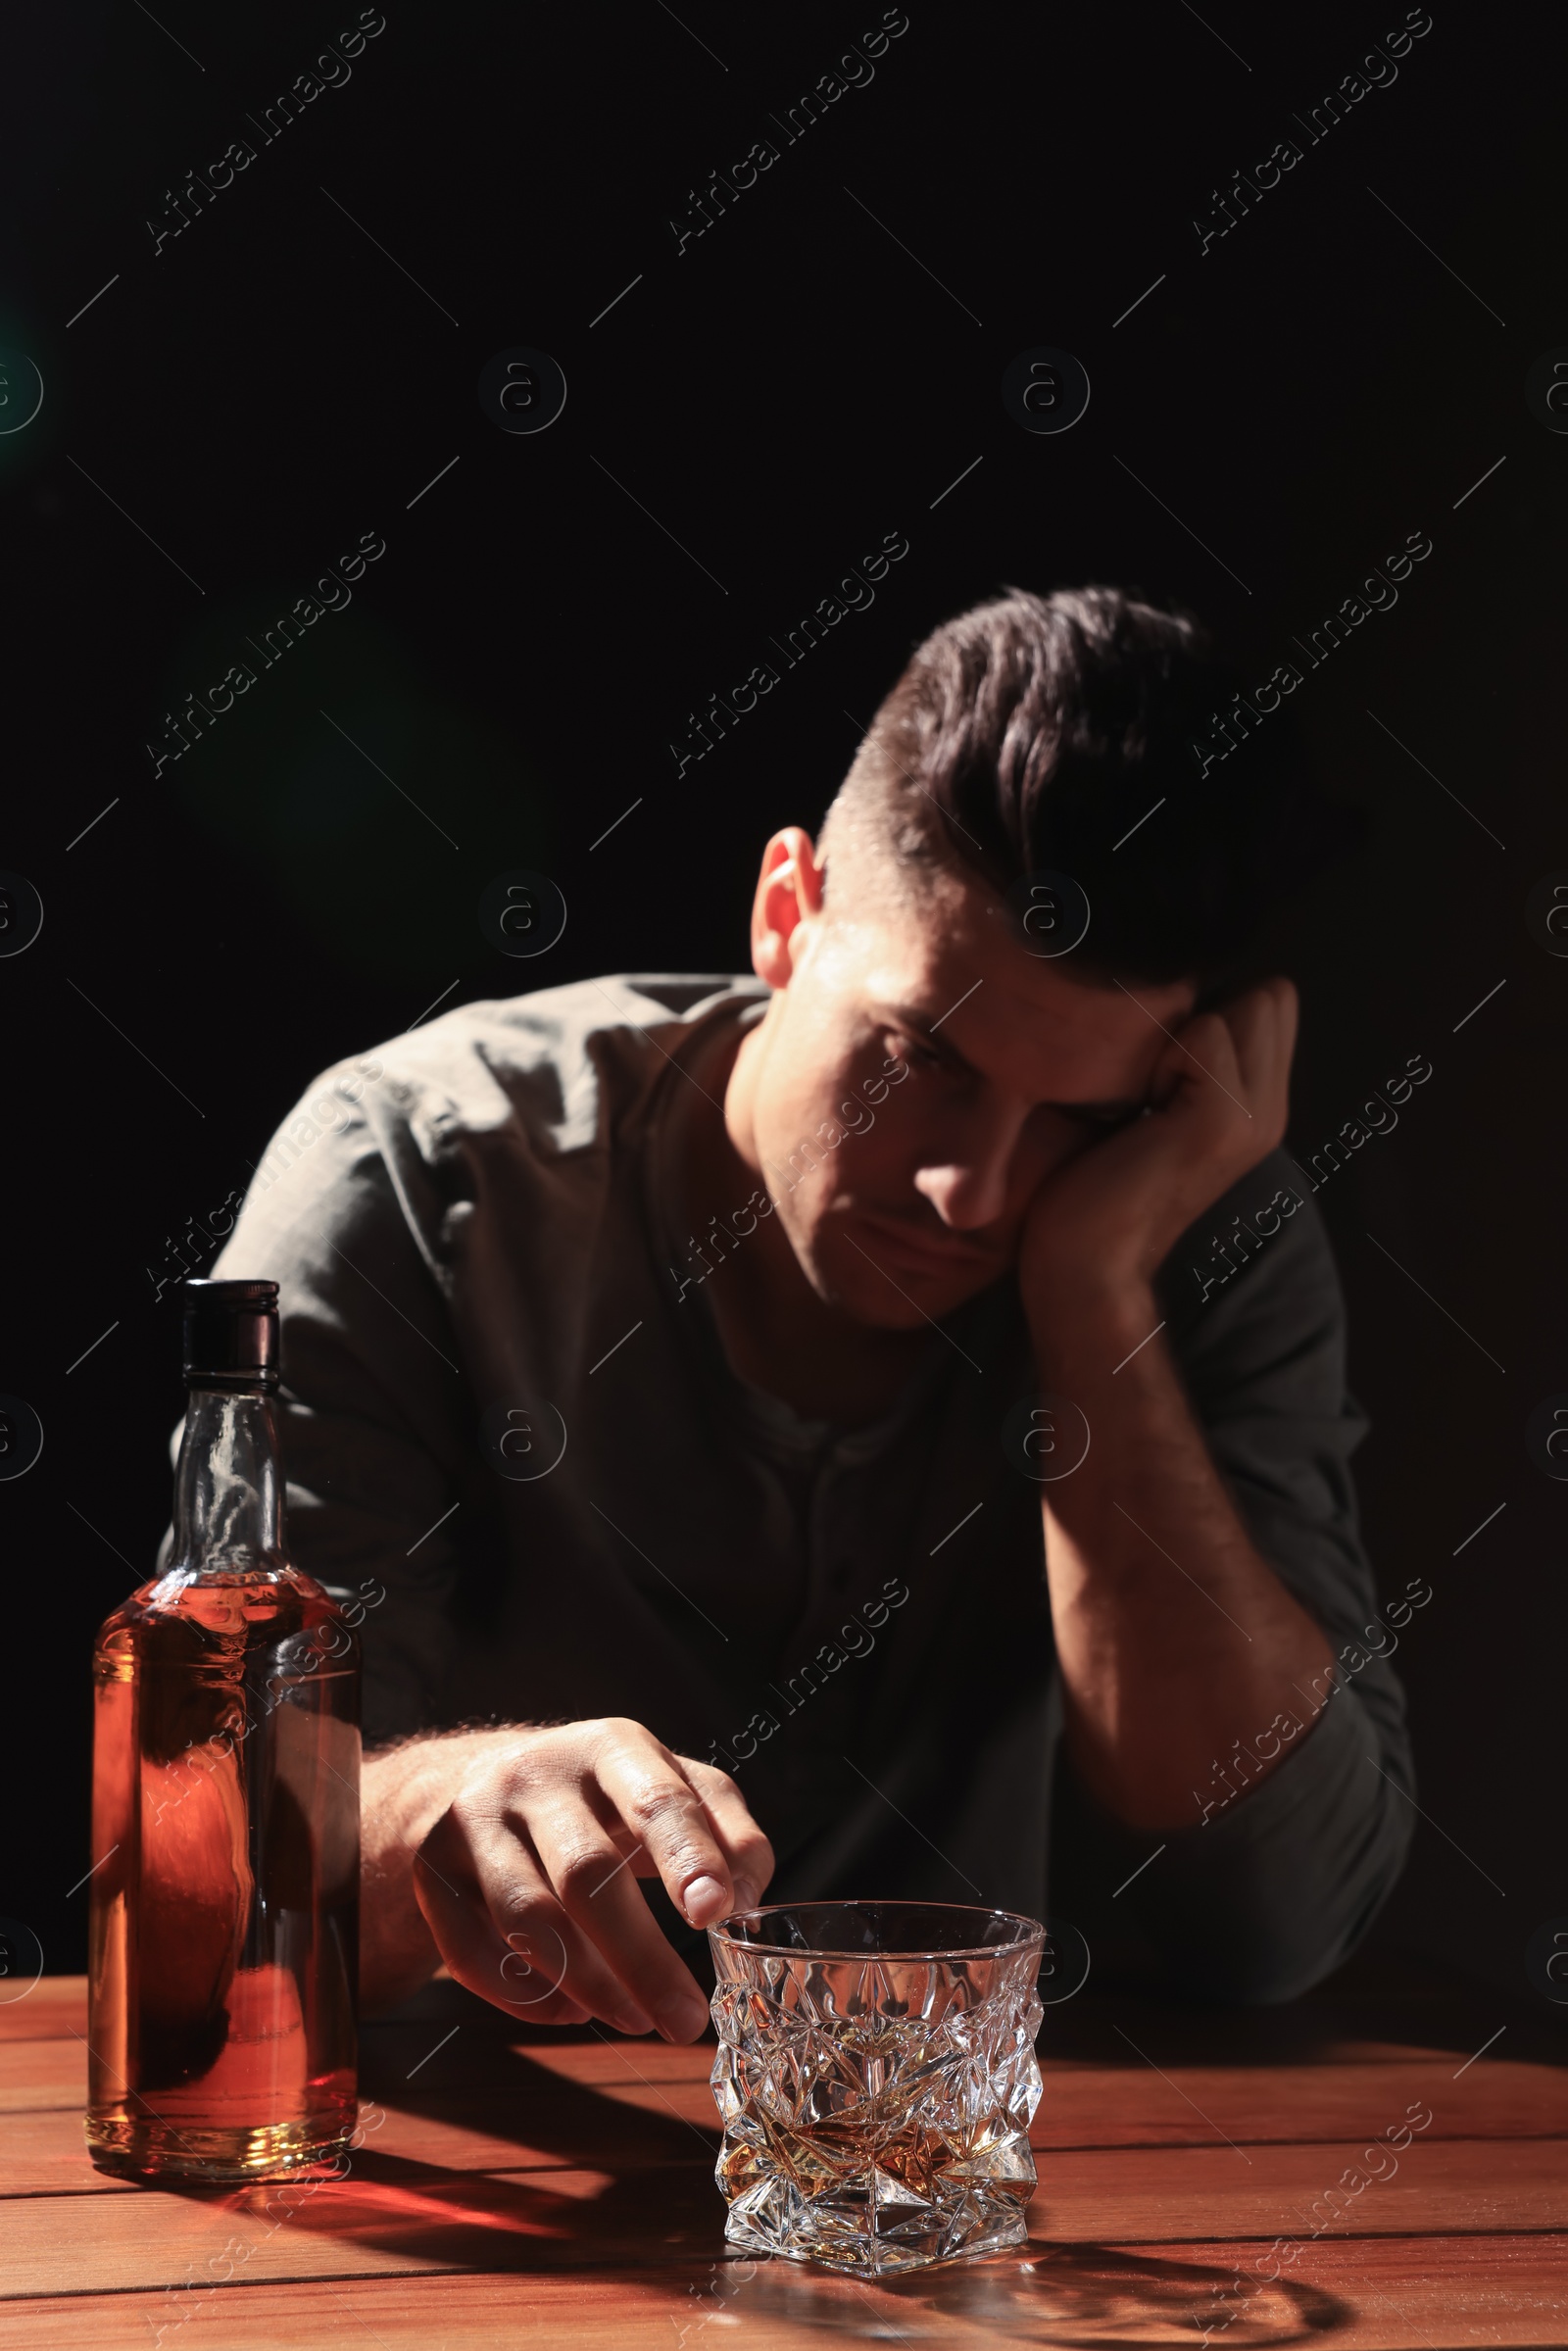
[1048,1151,1418,2002]
[157,1053,477,1747]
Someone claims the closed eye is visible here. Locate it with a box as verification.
[885,1031,946,1075]
[1060,1104,1143,1130]
[1047,1101,1148,1136]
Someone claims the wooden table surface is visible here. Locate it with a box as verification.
[2,1958,1564,2348]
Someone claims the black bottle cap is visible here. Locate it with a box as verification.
[181,1278,280,1391]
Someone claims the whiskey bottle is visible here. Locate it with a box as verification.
[86,1278,360,2180]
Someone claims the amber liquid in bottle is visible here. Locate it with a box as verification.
[86,1378,360,2180]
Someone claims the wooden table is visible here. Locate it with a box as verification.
[3,1958,1564,2347]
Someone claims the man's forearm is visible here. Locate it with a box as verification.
[360,1729,502,2015]
[1029,1273,1336,1833]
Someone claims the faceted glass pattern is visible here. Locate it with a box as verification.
[708,1901,1045,2275]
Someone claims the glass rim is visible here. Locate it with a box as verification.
[708,1897,1047,1962]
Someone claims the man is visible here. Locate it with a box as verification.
[193,586,1413,2041]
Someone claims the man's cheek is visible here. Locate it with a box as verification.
[838,1129,899,1198]
[997,1123,1093,1244]
[1027,1114,1101,1186]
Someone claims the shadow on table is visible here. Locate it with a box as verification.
[207,2133,1345,2344]
[213,2016,729,2265]
[186,1950,1530,2338]
[201,2027,1348,2344]
[722,2241,1345,2345]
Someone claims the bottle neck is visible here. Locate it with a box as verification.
[170,1387,286,1576]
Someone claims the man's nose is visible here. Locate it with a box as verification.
[912,1114,1027,1232]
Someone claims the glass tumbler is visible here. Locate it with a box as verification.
[708,1900,1045,2275]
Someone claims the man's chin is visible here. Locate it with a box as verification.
[809,1234,1000,1329]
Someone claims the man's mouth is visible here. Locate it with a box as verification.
[850,1212,998,1279]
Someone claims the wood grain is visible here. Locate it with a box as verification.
[3,2133,1565,2301]
[0,2234,1562,2349]
[0,1984,86,2045]
[3,1974,1562,2351]
[9,2036,1566,2170]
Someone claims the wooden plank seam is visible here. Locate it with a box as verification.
[1195,2092,1438,2342]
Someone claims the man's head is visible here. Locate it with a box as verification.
[818,584,1314,981]
[729,587,1322,1329]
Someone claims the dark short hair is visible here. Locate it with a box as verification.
[823,586,1347,984]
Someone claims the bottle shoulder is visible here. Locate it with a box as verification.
[93,1566,355,1650]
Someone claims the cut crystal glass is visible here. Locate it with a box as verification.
[708,1900,1045,2275]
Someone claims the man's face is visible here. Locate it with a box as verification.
[741,847,1196,1329]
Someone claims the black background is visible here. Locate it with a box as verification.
[2,0,1562,2002]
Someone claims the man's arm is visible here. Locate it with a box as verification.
[1030,1274,1337,1828]
[1019,981,1334,1826]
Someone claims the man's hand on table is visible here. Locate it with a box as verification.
[360,1718,774,2039]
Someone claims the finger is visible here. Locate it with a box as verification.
[527,1798,712,2043]
[412,1839,592,2027]
[674,1756,775,1912]
[1265,977,1299,1092]
[416,1809,655,2036]
[1223,979,1298,1119]
[591,1726,743,1931]
[462,1811,671,2036]
[1217,976,1286,1071]
[1156,1008,1246,1116]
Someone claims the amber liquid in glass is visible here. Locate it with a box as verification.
[86,1388,360,2181]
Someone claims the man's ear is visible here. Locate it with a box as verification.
[751,827,825,988]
